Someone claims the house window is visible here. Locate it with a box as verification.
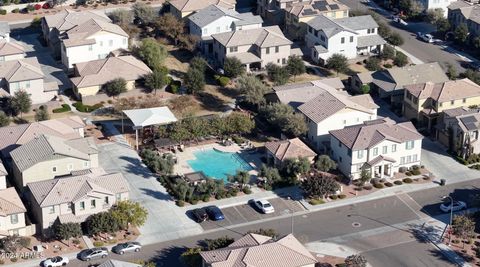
[392,144,397,152]
[407,155,412,163]
[413,154,418,162]
[203,28,208,35]
[339,156,342,162]
[373,147,378,156]
[52,166,57,173]
[10,214,18,224]
[371,28,376,34]
[320,35,325,41]
[116,193,121,201]
[406,140,415,150]
[91,199,96,208]
[275,46,279,53]
[400,157,405,164]
[25,80,30,88]
[88,45,93,51]
[357,150,364,159]
[67,163,73,171]
[282,58,286,64]
[266,47,270,54]
[451,100,455,105]
[343,11,348,17]
[79,201,85,210]
[229,46,238,52]
[109,40,113,46]
[367,29,371,34]
[48,206,55,214]
[84,161,89,167]
[104,197,109,204]
[341,37,345,44]
[382,146,387,154]
[350,36,353,42]
[67,203,73,212]
[343,120,346,124]
[0,56,4,62]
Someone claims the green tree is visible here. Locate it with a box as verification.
[387,32,404,46]
[452,214,476,248]
[287,55,306,82]
[181,247,202,267]
[345,254,368,267]
[365,57,382,71]
[103,78,127,98]
[361,84,371,94]
[446,63,457,80]
[111,200,148,229]
[326,53,348,75]
[224,112,255,135]
[473,36,480,49]
[380,45,396,60]
[156,13,185,44]
[10,90,31,118]
[223,57,245,78]
[454,23,469,44]
[247,228,278,239]
[204,236,234,251]
[0,236,21,253]
[190,56,208,73]
[184,67,205,95]
[315,155,337,172]
[285,113,308,136]
[426,8,444,24]
[85,212,121,236]
[461,69,480,85]
[260,103,306,136]
[359,169,372,185]
[259,164,282,188]
[237,75,269,107]
[228,170,250,188]
[132,3,156,25]
[35,105,49,121]
[53,222,82,245]
[109,9,133,26]
[145,67,168,95]
[394,51,408,67]
[137,38,168,71]
[178,34,200,52]
[282,157,311,179]
[0,111,10,127]
[436,18,451,34]
[266,63,290,85]
[302,173,340,199]
[378,21,391,39]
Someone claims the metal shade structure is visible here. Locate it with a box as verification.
[122,107,177,149]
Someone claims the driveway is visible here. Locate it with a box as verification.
[97,142,203,245]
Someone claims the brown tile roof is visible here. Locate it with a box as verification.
[265,138,317,161]
[405,78,480,102]
[0,116,84,157]
[200,234,317,267]
[0,57,43,82]
[211,26,292,48]
[330,118,423,150]
[43,9,111,32]
[62,19,128,48]
[0,41,25,57]
[0,187,26,216]
[71,56,152,88]
[170,0,236,12]
[28,171,129,207]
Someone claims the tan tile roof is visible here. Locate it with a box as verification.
[385,62,449,90]
[330,118,423,150]
[0,160,6,176]
[285,0,349,18]
[273,79,345,108]
[43,9,111,32]
[0,116,84,157]
[170,0,236,12]
[405,78,480,102]
[200,234,317,267]
[71,56,152,88]
[212,26,291,48]
[0,57,43,82]
[62,19,128,48]
[28,171,129,207]
[0,187,26,216]
[10,135,97,172]
[0,41,25,57]
[265,138,317,161]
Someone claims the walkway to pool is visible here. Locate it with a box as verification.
[173,142,262,178]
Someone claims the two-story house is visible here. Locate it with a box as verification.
[211,26,292,71]
[330,118,424,179]
[170,0,236,19]
[10,134,99,188]
[448,1,480,36]
[0,41,25,62]
[0,57,58,104]
[274,79,378,152]
[41,9,111,58]
[60,18,129,69]
[188,5,263,56]
[403,79,480,131]
[305,15,386,64]
[70,55,152,101]
[200,233,317,267]
[26,170,129,234]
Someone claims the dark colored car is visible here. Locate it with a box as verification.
[78,247,108,261]
[191,208,208,223]
[466,61,480,71]
[205,206,225,221]
[112,241,142,254]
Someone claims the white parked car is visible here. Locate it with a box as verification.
[392,16,408,26]
[440,201,467,213]
[253,199,275,214]
[43,256,69,267]
[417,32,434,43]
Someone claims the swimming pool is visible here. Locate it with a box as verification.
[187,148,253,181]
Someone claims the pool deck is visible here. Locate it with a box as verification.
[173,143,261,177]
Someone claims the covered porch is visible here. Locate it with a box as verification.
[235,52,262,72]
[365,155,396,178]
[357,35,386,56]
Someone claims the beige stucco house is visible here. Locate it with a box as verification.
[170,0,236,19]
[0,41,25,62]
[70,55,152,100]
[265,138,317,166]
[10,134,99,188]
[26,169,130,232]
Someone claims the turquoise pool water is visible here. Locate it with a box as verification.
[187,149,253,181]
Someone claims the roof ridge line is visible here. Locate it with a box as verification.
[39,178,61,207]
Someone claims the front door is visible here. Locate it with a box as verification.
[383,164,390,176]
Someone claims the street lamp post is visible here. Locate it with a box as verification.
[442,196,454,246]
[287,197,294,234]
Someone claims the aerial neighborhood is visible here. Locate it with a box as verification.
[0,0,479,266]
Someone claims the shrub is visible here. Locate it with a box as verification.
[405,171,412,176]
[176,200,184,207]
[398,167,407,173]
[202,195,210,202]
[413,178,419,182]
[34,4,41,10]
[73,102,102,112]
[374,183,384,189]
[10,258,17,262]
[93,241,104,247]
[412,165,420,170]
[329,195,338,200]
[0,9,6,15]
[214,75,230,86]
[72,239,81,245]
[355,187,363,191]
[232,135,245,144]
[384,63,393,68]
[363,185,373,190]
[394,180,403,185]
[309,199,325,205]
[242,187,252,194]
[190,199,198,205]
[52,104,71,113]
[411,169,421,175]
[167,80,181,94]
[403,178,413,183]
[336,264,347,267]
[385,182,393,187]
[226,193,232,198]
[338,194,347,199]
[12,8,19,13]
